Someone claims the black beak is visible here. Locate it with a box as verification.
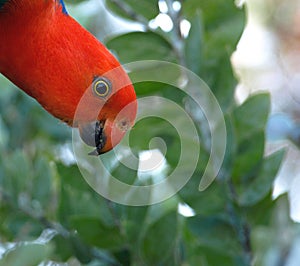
[78,121,106,156]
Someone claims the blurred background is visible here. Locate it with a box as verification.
[1,0,300,265]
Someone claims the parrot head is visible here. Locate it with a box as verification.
[0,0,137,155]
[75,69,137,155]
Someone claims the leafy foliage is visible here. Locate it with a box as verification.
[105,0,159,21]
[0,0,293,265]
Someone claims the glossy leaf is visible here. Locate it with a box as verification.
[140,211,178,264]
[182,0,242,29]
[237,150,285,206]
[106,32,176,63]
[187,215,241,256]
[233,93,270,141]
[231,131,265,180]
[49,234,73,262]
[31,157,53,206]
[105,0,159,21]
[179,176,228,216]
[0,243,52,266]
[185,12,203,76]
[70,216,124,250]
[56,163,115,227]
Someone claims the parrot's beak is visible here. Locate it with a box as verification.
[78,117,131,155]
[78,120,106,155]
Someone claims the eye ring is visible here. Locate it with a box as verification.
[92,77,112,98]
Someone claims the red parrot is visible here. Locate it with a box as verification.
[0,0,137,155]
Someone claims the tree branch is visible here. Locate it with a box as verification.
[227,180,253,265]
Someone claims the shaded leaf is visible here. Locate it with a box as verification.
[237,150,285,206]
[0,243,52,266]
[207,53,237,111]
[105,0,159,21]
[49,234,73,262]
[245,191,276,226]
[185,12,203,76]
[113,248,131,266]
[187,215,241,255]
[140,211,178,264]
[106,32,176,63]
[179,176,227,216]
[70,216,124,250]
[183,245,245,266]
[1,211,43,240]
[233,93,270,141]
[57,163,114,227]
[2,150,32,198]
[217,114,237,181]
[31,157,53,206]
[123,205,148,244]
[232,131,265,180]
[183,0,242,30]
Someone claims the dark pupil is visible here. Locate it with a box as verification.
[96,82,108,95]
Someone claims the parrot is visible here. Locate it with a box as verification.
[0,0,137,155]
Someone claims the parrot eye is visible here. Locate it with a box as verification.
[92,77,112,98]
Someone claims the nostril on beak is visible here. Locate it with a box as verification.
[119,119,130,131]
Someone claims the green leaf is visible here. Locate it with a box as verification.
[49,234,73,262]
[233,93,270,141]
[134,81,183,99]
[2,150,32,198]
[56,163,89,191]
[183,0,241,29]
[31,157,53,206]
[70,216,124,250]
[251,226,276,266]
[57,163,114,227]
[113,248,131,266]
[217,115,237,180]
[0,117,9,150]
[105,0,159,21]
[1,212,43,240]
[106,32,177,63]
[123,205,149,244]
[0,243,52,266]
[183,1,244,112]
[237,149,285,206]
[110,158,138,186]
[129,116,178,159]
[250,195,290,265]
[186,215,241,256]
[232,131,265,180]
[140,211,178,264]
[183,245,244,266]
[179,176,227,216]
[185,12,203,76]
[244,191,276,226]
[207,53,237,111]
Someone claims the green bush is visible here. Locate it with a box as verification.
[0,1,291,265]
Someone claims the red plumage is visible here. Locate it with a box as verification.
[0,0,137,154]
